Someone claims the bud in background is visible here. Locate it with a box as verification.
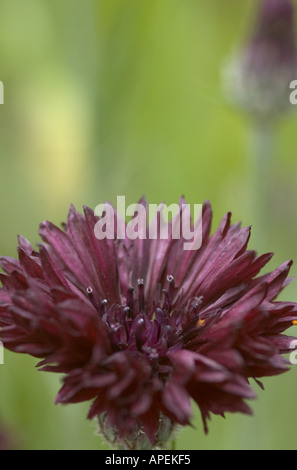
[225,0,297,120]
[223,0,297,252]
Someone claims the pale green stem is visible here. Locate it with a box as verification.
[248,118,277,249]
[170,437,176,450]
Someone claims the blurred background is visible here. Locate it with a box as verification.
[0,0,297,450]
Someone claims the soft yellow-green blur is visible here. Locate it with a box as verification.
[0,0,297,450]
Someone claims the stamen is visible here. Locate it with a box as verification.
[292,320,297,326]
[135,316,145,351]
[155,307,166,324]
[162,275,175,312]
[138,278,145,313]
[162,289,170,311]
[86,286,100,311]
[167,274,175,297]
[166,274,175,286]
[126,286,134,311]
[101,299,108,316]
[187,296,203,312]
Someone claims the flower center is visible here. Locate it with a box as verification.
[86,275,204,363]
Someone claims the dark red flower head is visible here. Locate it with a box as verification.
[0,200,296,449]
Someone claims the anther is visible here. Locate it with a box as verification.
[162,289,170,311]
[164,274,175,312]
[161,275,175,312]
[100,299,108,316]
[155,307,166,323]
[126,286,134,311]
[86,286,100,311]
[187,296,203,312]
[166,274,175,285]
[135,316,145,351]
[137,278,145,313]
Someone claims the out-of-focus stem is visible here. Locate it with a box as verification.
[248,119,277,248]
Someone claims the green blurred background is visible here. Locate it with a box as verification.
[1,0,297,450]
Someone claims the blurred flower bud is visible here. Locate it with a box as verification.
[224,0,297,119]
